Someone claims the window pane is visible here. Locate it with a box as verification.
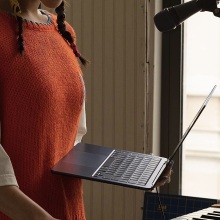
[183,4,220,198]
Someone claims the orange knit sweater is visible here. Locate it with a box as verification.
[0,11,86,220]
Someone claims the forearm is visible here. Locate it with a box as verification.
[0,185,56,220]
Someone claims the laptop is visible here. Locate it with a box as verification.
[51,85,216,190]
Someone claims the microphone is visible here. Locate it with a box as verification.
[154,0,218,32]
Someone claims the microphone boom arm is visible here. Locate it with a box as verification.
[198,0,218,12]
[199,0,220,19]
[213,7,220,18]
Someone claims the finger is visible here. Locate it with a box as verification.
[155,176,170,187]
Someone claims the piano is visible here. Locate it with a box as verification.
[171,206,220,219]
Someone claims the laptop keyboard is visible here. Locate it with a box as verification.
[93,150,161,186]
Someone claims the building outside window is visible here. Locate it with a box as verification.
[182,5,220,199]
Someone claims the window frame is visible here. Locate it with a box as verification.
[159,0,184,195]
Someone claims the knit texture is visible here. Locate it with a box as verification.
[0,11,86,220]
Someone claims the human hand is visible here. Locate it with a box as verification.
[154,160,174,188]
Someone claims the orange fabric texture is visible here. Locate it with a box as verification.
[0,12,86,220]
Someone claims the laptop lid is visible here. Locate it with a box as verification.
[168,85,216,162]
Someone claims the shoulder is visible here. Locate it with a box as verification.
[0,12,17,47]
[0,11,16,30]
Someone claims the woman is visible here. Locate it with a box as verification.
[0,0,173,219]
[0,0,88,219]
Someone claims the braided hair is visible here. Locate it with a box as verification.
[9,0,24,54]
[12,0,88,66]
[55,1,89,66]
[17,15,24,55]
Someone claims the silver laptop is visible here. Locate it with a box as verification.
[51,85,216,190]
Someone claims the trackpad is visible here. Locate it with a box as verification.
[62,151,108,168]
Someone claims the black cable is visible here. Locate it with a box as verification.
[156,187,166,220]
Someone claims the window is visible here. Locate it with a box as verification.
[182,6,220,199]
[159,0,220,198]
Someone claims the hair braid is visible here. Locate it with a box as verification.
[9,0,24,55]
[17,16,24,55]
[55,1,89,66]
